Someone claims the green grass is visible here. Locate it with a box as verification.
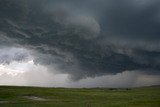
[0,86,159,107]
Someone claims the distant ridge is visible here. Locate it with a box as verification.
[0,85,160,88]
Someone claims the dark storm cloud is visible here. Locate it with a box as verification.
[0,0,160,80]
[101,0,160,40]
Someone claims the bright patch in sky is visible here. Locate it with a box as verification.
[0,60,34,76]
[0,59,70,87]
[0,64,24,76]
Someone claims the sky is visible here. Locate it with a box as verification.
[0,0,160,87]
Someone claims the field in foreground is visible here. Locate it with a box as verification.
[0,86,159,107]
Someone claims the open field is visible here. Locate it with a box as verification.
[0,86,159,107]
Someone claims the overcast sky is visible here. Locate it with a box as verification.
[0,0,160,87]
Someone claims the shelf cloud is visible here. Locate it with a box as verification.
[0,0,160,82]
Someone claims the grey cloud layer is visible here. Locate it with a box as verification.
[0,48,31,64]
[0,0,160,80]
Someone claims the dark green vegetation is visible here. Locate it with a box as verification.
[0,86,159,107]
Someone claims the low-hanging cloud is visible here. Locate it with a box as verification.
[0,47,31,65]
[0,0,160,80]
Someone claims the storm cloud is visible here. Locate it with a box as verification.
[0,47,31,65]
[0,0,160,80]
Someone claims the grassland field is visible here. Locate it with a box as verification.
[0,86,159,107]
